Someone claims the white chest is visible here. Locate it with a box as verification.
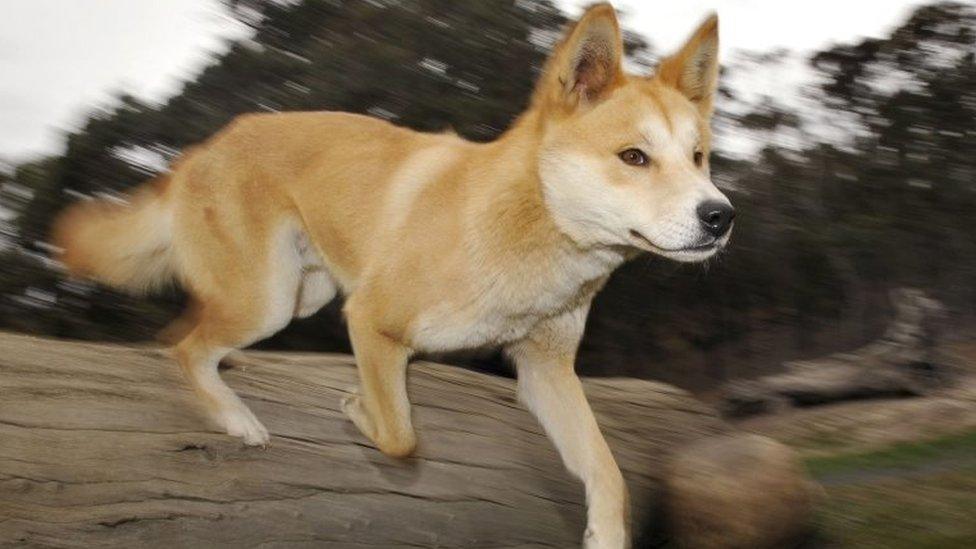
[409,248,621,352]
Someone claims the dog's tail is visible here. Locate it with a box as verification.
[51,175,178,294]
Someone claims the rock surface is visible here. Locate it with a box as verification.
[665,434,819,549]
[0,332,747,547]
[0,334,727,547]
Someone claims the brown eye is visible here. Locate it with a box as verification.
[693,150,705,167]
[618,148,648,167]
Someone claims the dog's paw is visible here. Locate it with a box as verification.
[342,389,416,458]
[222,406,270,448]
[341,392,376,439]
[583,524,628,549]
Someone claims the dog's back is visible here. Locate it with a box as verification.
[54,110,459,297]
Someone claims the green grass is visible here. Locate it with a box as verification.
[806,430,976,548]
[804,429,976,479]
[814,465,976,548]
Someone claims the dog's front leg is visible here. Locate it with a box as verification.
[507,306,629,549]
[342,301,417,458]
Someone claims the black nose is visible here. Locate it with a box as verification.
[696,200,735,238]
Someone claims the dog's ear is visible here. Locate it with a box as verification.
[656,14,719,116]
[533,3,624,112]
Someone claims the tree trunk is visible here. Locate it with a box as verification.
[0,332,733,547]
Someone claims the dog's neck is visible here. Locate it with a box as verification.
[467,115,628,286]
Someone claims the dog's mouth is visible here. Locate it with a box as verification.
[627,229,719,255]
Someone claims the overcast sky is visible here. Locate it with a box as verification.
[0,0,926,164]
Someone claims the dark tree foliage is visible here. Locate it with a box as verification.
[1,1,973,390]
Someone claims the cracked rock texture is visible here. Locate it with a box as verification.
[0,332,733,548]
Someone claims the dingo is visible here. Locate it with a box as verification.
[53,4,731,547]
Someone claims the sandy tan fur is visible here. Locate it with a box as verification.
[52,5,728,547]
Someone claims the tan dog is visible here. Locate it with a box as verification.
[53,4,731,547]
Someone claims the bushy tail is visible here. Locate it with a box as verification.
[51,176,177,294]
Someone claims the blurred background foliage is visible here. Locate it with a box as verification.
[1,0,973,391]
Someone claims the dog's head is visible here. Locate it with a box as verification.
[533,4,732,262]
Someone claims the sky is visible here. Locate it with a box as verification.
[0,0,927,164]
[0,0,248,164]
[568,0,925,57]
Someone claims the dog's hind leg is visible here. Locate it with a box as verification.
[158,297,253,371]
[341,298,416,458]
[175,263,302,446]
[176,320,271,446]
[217,249,338,373]
[172,222,317,446]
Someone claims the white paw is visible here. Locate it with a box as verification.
[222,406,270,447]
[341,391,375,439]
[340,390,357,418]
[583,524,628,549]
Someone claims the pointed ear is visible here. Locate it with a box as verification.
[533,3,624,111]
[656,14,720,115]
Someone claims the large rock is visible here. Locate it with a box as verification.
[0,332,758,547]
[665,434,819,549]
